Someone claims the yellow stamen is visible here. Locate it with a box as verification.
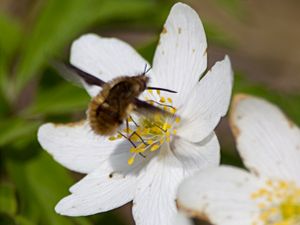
[171,108,176,114]
[109,136,116,141]
[147,139,154,145]
[130,134,140,142]
[160,97,166,103]
[150,144,160,152]
[251,179,300,225]
[163,123,168,131]
[122,94,180,165]
[128,156,135,165]
[123,128,132,134]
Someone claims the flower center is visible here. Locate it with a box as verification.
[251,179,300,225]
[109,90,180,165]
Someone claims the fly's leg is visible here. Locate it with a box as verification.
[129,116,139,127]
[118,131,136,148]
[128,131,148,146]
[147,100,176,111]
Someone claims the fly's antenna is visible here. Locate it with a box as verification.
[143,63,177,93]
[142,64,176,93]
[143,64,152,75]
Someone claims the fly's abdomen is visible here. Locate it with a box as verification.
[88,96,121,136]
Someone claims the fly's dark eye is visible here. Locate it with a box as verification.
[140,82,146,91]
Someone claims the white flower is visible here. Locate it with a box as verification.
[174,213,194,225]
[37,3,233,225]
[177,94,300,225]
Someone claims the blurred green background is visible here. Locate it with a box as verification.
[0,0,299,225]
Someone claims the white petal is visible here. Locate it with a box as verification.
[152,3,207,105]
[173,213,193,225]
[132,134,220,225]
[230,95,300,183]
[69,150,144,194]
[172,132,220,173]
[70,33,150,97]
[38,121,132,174]
[133,150,185,225]
[177,166,261,225]
[55,165,138,216]
[177,56,233,142]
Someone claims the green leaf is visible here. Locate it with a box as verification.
[204,22,234,48]
[0,183,17,215]
[6,161,40,223]
[220,150,244,168]
[23,83,89,116]
[0,12,21,58]
[25,153,90,225]
[0,118,40,147]
[15,216,36,225]
[215,0,246,19]
[0,214,15,225]
[14,0,156,95]
[234,72,300,125]
[0,59,8,97]
[0,12,21,100]
[0,89,10,116]
[138,39,158,63]
[7,153,92,225]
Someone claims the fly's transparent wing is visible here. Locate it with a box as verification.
[134,99,175,118]
[51,61,106,87]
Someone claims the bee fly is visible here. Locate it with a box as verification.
[60,64,177,141]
